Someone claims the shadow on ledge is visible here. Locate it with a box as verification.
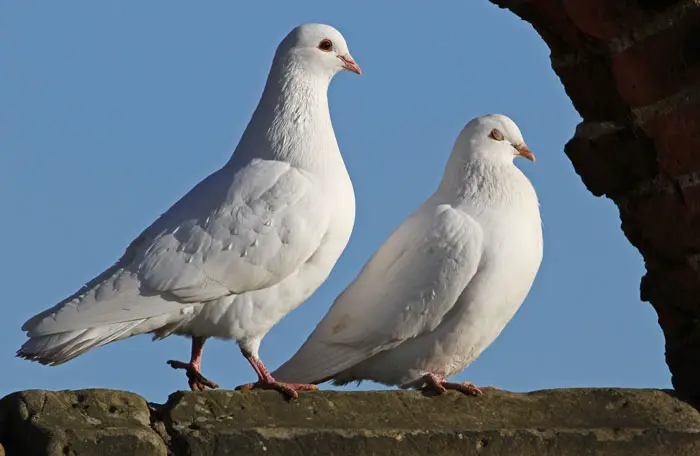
[0,388,698,455]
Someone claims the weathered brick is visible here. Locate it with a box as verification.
[679,178,700,213]
[554,55,631,121]
[620,189,700,260]
[642,263,700,397]
[489,0,700,403]
[5,389,700,456]
[501,0,595,54]
[611,11,700,107]
[565,125,657,196]
[562,0,683,40]
[640,101,700,176]
[642,263,700,314]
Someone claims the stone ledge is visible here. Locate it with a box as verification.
[1,388,698,455]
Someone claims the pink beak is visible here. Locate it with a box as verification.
[338,55,362,75]
[515,144,535,162]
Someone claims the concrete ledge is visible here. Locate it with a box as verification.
[1,388,698,455]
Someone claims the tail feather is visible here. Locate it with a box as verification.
[19,268,195,365]
[17,321,142,365]
[272,342,372,385]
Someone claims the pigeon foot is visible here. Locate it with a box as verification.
[167,360,220,391]
[167,336,218,391]
[238,350,318,399]
[421,373,496,396]
[235,380,318,399]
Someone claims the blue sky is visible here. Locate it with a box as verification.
[0,1,670,403]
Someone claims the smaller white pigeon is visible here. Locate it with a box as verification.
[273,114,542,395]
[18,23,361,398]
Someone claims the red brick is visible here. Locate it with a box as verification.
[641,264,700,314]
[489,0,700,399]
[554,55,630,121]
[512,0,595,54]
[621,190,700,259]
[611,12,700,107]
[680,183,700,213]
[641,102,700,176]
[565,126,657,196]
[562,0,681,40]
[643,267,700,398]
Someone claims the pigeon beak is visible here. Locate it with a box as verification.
[338,55,362,75]
[515,144,535,162]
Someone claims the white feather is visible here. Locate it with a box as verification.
[273,114,543,387]
[18,23,358,365]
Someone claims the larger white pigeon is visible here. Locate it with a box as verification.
[18,23,361,398]
[273,114,542,395]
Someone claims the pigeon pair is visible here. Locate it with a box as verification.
[17,23,543,399]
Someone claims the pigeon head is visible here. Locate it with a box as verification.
[456,114,534,164]
[275,23,361,79]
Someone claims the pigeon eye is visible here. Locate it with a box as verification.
[489,129,505,142]
[318,39,333,52]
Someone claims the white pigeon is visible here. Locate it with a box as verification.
[18,23,361,398]
[273,114,542,395]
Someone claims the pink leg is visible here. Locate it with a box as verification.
[235,350,318,399]
[167,336,219,391]
[421,373,497,396]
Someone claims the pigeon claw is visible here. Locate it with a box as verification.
[167,360,220,391]
[235,380,319,399]
[421,373,492,397]
[443,381,484,396]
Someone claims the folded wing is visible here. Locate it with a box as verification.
[273,201,483,384]
[23,159,330,338]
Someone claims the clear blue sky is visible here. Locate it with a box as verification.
[0,1,671,403]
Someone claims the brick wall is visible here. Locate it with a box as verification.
[2,389,699,455]
[489,0,700,397]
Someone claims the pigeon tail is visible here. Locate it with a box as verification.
[17,321,144,365]
[18,269,192,365]
[272,342,370,386]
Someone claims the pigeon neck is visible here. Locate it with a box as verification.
[228,59,339,173]
[437,159,535,208]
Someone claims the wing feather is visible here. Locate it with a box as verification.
[135,159,330,301]
[22,159,330,337]
[273,201,483,383]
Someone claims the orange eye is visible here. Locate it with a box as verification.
[489,129,505,141]
[318,39,333,52]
